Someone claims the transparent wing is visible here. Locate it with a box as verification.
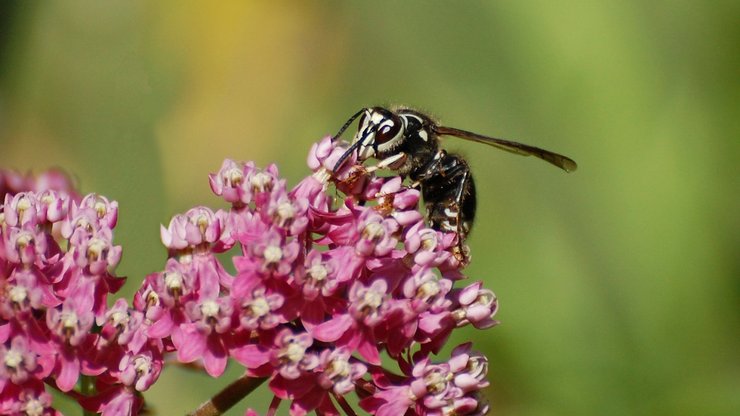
[435,126,578,172]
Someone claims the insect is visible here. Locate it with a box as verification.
[331,106,577,262]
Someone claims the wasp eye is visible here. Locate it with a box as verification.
[375,120,401,144]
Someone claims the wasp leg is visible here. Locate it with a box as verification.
[367,152,408,173]
[419,153,476,264]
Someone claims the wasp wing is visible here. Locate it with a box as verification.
[435,126,578,172]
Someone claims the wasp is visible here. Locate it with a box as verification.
[331,106,577,262]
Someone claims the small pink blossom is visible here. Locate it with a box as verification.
[100,299,146,351]
[235,228,300,278]
[454,281,499,329]
[209,159,251,206]
[0,336,38,386]
[354,210,399,257]
[316,347,366,395]
[270,328,318,380]
[232,279,285,331]
[117,349,162,391]
[160,207,227,252]
[76,193,118,228]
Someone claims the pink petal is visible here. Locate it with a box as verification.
[147,313,174,339]
[57,353,80,392]
[312,314,353,342]
[357,335,381,365]
[231,344,270,368]
[203,336,228,377]
[174,328,206,363]
[459,282,482,305]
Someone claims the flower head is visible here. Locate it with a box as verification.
[0,135,499,415]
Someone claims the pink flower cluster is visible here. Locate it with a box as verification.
[0,137,498,415]
[0,169,159,415]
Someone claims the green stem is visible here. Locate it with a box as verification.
[80,375,96,416]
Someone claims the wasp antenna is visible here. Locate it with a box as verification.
[331,108,366,142]
[333,140,362,172]
[333,122,378,172]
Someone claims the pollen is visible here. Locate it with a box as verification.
[362,222,385,240]
[308,263,328,281]
[277,202,295,220]
[146,290,160,307]
[15,232,32,249]
[9,285,28,304]
[327,357,351,379]
[263,245,283,264]
[417,280,440,300]
[16,196,31,214]
[362,289,383,310]
[109,310,128,327]
[61,312,79,329]
[424,369,449,394]
[164,271,184,291]
[134,355,151,376]
[87,238,106,260]
[248,296,270,317]
[467,355,488,379]
[94,200,107,218]
[4,349,22,368]
[195,214,209,234]
[475,290,495,306]
[200,300,220,318]
[227,167,244,186]
[75,217,93,233]
[283,341,306,363]
[420,231,437,250]
[41,194,54,205]
[250,172,272,192]
[22,399,44,416]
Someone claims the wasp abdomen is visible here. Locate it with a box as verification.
[420,152,477,250]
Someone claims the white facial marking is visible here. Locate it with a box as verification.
[402,114,427,141]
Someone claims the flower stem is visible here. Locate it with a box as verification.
[266,395,281,416]
[333,394,358,416]
[188,375,267,416]
[80,375,96,416]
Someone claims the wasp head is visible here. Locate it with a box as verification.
[352,107,407,160]
[334,107,428,173]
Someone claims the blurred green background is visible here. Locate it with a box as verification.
[1,1,738,415]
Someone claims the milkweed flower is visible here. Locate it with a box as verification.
[1,135,498,415]
[0,170,153,413]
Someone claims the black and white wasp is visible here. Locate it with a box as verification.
[332,106,577,261]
